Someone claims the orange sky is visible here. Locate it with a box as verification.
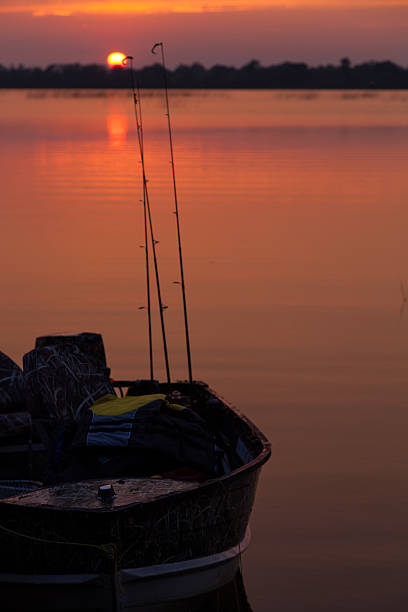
[1,0,408,15]
[0,3,407,67]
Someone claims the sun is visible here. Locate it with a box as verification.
[107,52,128,68]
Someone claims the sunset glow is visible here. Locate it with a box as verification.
[1,0,408,16]
[107,52,127,67]
[1,1,408,68]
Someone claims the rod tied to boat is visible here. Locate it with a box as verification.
[126,55,171,383]
[152,41,194,384]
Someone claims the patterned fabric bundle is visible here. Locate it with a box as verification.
[35,332,109,377]
[23,344,114,421]
[73,393,222,477]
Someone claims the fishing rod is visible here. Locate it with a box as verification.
[126,55,171,383]
[140,184,154,381]
[152,42,193,384]
[126,56,153,380]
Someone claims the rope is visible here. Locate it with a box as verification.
[0,521,117,570]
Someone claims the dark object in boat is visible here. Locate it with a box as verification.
[0,480,42,500]
[0,351,25,414]
[0,411,32,440]
[35,332,110,377]
[0,334,115,481]
[126,379,160,396]
[23,342,114,420]
[72,394,227,477]
[97,483,116,503]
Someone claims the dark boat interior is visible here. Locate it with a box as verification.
[0,332,264,497]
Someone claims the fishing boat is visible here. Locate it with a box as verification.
[0,355,270,610]
[0,45,271,610]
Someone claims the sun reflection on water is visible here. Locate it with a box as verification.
[107,114,128,147]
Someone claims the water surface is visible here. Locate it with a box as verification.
[1,89,408,611]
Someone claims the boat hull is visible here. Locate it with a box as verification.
[0,464,260,574]
[0,530,250,610]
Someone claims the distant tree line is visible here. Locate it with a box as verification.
[1,58,408,89]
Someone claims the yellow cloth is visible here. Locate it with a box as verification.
[91,393,184,416]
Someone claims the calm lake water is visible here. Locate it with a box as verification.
[1,89,408,610]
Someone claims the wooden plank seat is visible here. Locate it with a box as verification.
[4,477,200,511]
